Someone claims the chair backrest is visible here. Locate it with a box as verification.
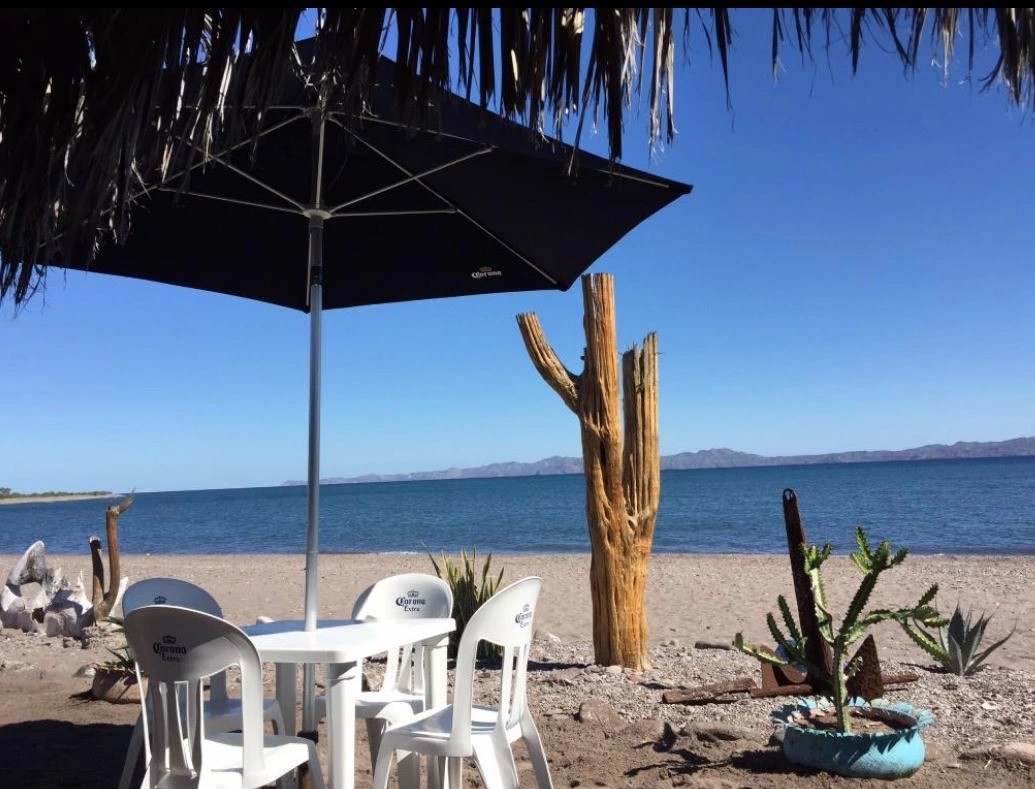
[125,605,267,787]
[450,576,542,745]
[122,578,230,701]
[123,577,223,617]
[351,573,453,695]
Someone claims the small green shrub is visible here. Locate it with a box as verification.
[921,603,1015,676]
[429,548,504,659]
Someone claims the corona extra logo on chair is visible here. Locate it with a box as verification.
[153,595,167,604]
[515,603,533,628]
[395,590,426,612]
[153,634,187,661]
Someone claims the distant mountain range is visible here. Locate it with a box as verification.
[283,436,1035,486]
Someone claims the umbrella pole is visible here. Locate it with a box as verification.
[301,108,329,742]
[301,212,325,739]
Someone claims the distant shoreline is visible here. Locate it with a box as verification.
[0,493,116,506]
[283,436,1035,486]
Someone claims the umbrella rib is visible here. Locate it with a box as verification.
[348,135,560,287]
[132,113,308,203]
[334,208,457,217]
[155,188,302,215]
[330,113,678,190]
[192,156,308,212]
[327,111,514,147]
[321,137,492,213]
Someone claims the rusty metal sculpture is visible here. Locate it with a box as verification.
[662,489,916,706]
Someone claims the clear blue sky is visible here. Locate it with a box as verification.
[3,12,1033,493]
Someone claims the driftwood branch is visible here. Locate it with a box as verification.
[89,536,104,608]
[662,677,758,705]
[91,491,134,620]
[516,312,580,413]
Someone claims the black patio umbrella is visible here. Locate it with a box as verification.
[56,39,690,731]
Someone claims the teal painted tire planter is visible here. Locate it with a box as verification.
[773,698,934,779]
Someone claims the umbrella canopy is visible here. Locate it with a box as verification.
[53,39,690,733]
[66,60,690,311]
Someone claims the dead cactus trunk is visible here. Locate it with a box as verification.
[517,273,660,670]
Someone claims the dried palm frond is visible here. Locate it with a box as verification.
[2,8,1033,306]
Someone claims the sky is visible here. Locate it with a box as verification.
[2,12,1033,494]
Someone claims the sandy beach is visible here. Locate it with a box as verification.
[2,551,1033,787]
[0,493,117,506]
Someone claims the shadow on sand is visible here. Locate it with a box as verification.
[0,718,134,789]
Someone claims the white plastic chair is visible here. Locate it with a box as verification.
[315,573,453,784]
[118,578,285,789]
[372,576,553,789]
[124,604,326,789]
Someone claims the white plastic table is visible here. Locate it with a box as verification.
[243,617,455,789]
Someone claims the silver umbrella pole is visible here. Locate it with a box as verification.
[301,109,328,738]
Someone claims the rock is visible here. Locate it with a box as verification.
[535,629,562,643]
[255,615,273,624]
[576,699,624,732]
[666,638,680,647]
[681,723,755,743]
[1,660,40,673]
[694,639,734,651]
[540,667,584,685]
[924,741,955,763]
[961,742,1035,765]
[999,743,1035,765]
[604,664,623,675]
[74,664,96,678]
[617,718,666,746]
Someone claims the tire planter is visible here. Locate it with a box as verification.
[772,698,935,779]
[91,667,143,704]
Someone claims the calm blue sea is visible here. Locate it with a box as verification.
[1,457,1033,556]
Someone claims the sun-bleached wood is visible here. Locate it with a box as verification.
[517,273,660,670]
[90,491,134,620]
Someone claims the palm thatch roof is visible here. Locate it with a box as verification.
[1,8,1032,306]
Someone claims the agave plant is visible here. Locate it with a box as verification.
[93,615,136,676]
[916,603,1015,676]
[429,547,505,659]
[735,526,947,734]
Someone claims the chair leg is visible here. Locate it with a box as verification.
[117,714,145,789]
[472,732,519,789]
[304,740,328,789]
[371,744,394,789]
[365,717,386,773]
[365,702,419,786]
[447,756,462,789]
[427,755,443,789]
[520,713,554,789]
[269,702,285,735]
[397,749,420,789]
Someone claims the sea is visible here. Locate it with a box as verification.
[1,457,1033,556]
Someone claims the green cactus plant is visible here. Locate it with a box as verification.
[734,526,947,734]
